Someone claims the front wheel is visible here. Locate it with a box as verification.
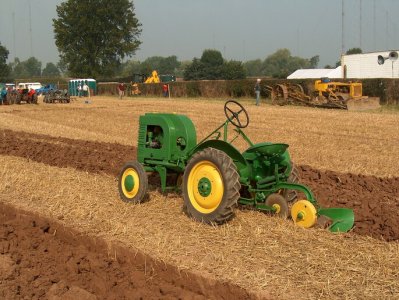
[183,148,240,225]
[118,161,148,204]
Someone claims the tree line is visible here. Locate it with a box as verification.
[0,41,322,82]
[0,0,359,82]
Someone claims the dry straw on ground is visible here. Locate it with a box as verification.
[0,96,397,177]
[0,156,398,299]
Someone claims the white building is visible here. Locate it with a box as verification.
[341,50,399,79]
[287,67,342,79]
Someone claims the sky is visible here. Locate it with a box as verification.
[0,0,398,68]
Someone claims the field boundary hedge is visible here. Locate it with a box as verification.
[96,78,399,105]
[9,77,398,105]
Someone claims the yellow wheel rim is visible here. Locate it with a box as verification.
[121,168,140,199]
[272,204,281,214]
[291,200,317,228]
[187,160,224,214]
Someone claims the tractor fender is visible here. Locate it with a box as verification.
[188,140,250,180]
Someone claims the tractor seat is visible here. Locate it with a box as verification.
[244,142,288,157]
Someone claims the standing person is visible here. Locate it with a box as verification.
[0,87,7,105]
[118,83,125,99]
[254,78,261,106]
[77,84,82,97]
[162,84,169,97]
[83,82,89,97]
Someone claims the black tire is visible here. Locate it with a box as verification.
[283,164,300,203]
[118,161,148,204]
[265,193,289,218]
[16,95,21,105]
[32,94,38,104]
[183,147,240,225]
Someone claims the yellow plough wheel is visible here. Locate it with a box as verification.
[291,200,317,228]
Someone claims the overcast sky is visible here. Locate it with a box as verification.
[0,0,398,68]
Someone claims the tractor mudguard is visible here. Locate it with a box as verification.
[189,140,250,181]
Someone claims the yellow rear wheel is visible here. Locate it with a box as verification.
[187,160,224,214]
[291,200,317,228]
[183,148,240,224]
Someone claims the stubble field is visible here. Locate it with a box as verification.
[0,96,398,299]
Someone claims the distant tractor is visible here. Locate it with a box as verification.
[270,79,380,111]
[43,89,71,104]
[118,101,354,232]
[15,88,38,104]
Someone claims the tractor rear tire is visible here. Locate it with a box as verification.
[118,161,148,204]
[183,147,240,225]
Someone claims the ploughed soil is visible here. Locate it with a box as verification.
[1,129,398,242]
[1,129,398,299]
[0,202,251,300]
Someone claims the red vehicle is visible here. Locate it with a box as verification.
[16,88,38,104]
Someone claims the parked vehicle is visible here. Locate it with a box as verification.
[36,84,57,95]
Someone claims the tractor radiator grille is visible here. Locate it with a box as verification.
[138,123,147,148]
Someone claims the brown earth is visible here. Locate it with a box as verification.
[0,201,252,300]
[1,129,398,242]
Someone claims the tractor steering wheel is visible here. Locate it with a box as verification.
[224,100,249,128]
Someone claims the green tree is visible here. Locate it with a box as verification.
[42,62,60,77]
[25,57,42,77]
[9,57,42,78]
[138,56,181,74]
[0,42,10,79]
[221,60,246,80]
[309,55,320,68]
[262,49,318,78]
[158,56,180,74]
[183,58,204,80]
[200,49,224,79]
[184,49,245,81]
[243,59,263,77]
[53,0,142,77]
[200,49,224,66]
[175,60,191,77]
[120,60,142,77]
[346,48,362,55]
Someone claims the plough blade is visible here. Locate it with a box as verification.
[318,208,355,233]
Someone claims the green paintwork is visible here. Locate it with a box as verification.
[318,208,355,233]
[245,143,289,157]
[124,175,134,192]
[131,103,354,233]
[136,113,197,191]
[190,139,250,181]
[198,177,212,197]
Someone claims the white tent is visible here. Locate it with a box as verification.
[287,67,342,79]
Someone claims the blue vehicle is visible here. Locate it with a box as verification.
[36,84,57,95]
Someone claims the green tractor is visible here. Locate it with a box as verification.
[118,100,354,232]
